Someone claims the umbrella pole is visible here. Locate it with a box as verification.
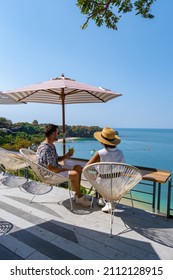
[61,89,66,155]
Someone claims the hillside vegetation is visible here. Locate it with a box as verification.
[0,117,102,151]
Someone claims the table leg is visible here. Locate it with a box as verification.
[157,182,161,213]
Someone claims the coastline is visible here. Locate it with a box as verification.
[56,137,82,143]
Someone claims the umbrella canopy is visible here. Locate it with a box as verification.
[0,91,23,104]
[3,74,122,154]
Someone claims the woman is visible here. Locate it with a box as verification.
[85,127,125,212]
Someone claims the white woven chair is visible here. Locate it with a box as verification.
[20,148,73,209]
[83,162,142,236]
[0,147,28,187]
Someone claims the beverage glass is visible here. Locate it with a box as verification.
[68,147,74,157]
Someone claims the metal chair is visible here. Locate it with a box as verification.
[20,148,73,209]
[0,147,28,187]
[83,162,142,236]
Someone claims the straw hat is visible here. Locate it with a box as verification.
[94,127,121,146]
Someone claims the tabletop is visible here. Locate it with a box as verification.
[136,166,171,184]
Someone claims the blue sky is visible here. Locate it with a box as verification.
[0,0,173,129]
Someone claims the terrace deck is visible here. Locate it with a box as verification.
[0,173,173,260]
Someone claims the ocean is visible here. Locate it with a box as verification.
[55,128,173,214]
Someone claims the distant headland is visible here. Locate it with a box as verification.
[0,117,102,151]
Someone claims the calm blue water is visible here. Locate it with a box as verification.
[55,128,173,213]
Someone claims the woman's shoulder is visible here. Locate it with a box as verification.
[98,148,106,155]
[113,148,123,154]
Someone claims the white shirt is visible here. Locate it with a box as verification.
[98,147,125,163]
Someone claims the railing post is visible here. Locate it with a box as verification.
[167,177,172,218]
[152,182,156,212]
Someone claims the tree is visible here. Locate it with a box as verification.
[0,117,12,127]
[32,120,38,126]
[76,0,156,30]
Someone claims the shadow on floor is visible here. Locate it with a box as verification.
[0,218,160,260]
[114,203,173,248]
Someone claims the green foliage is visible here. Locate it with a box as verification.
[76,0,156,30]
[64,125,102,138]
[0,117,102,151]
[80,185,94,195]
[0,117,12,127]
[0,117,44,151]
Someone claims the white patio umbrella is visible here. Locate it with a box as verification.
[2,74,122,154]
[0,91,23,104]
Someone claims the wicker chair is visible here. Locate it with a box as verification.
[83,162,142,235]
[0,147,28,187]
[20,148,73,208]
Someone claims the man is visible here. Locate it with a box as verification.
[36,124,90,207]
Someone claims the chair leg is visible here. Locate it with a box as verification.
[24,167,29,179]
[0,164,6,176]
[29,181,43,204]
[19,177,29,191]
[130,190,134,208]
[90,196,94,209]
[110,201,114,237]
[68,180,73,211]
